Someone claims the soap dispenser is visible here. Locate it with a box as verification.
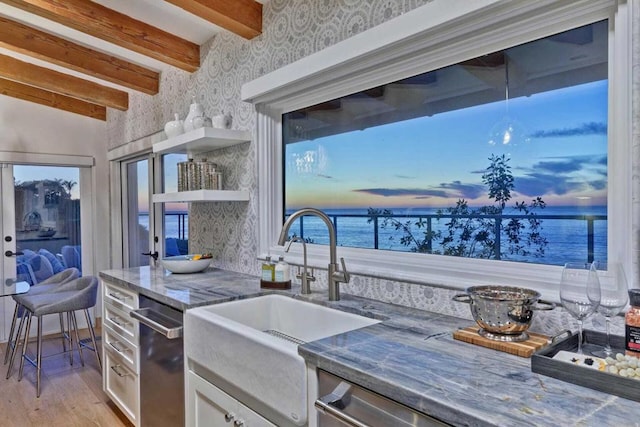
[274,256,291,283]
[261,256,275,283]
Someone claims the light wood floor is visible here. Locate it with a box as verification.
[0,326,132,427]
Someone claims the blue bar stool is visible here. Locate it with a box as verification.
[7,276,101,397]
[3,268,80,366]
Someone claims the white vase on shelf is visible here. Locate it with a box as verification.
[184,98,205,132]
[211,112,232,129]
[164,113,184,138]
[192,115,213,129]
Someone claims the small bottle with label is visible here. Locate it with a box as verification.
[625,289,640,356]
[261,256,275,283]
[274,256,291,283]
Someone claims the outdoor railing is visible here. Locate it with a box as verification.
[139,212,188,240]
[286,212,607,263]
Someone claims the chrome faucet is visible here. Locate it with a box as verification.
[285,237,315,294]
[277,208,350,301]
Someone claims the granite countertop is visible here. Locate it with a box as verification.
[99,265,278,311]
[99,266,639,426]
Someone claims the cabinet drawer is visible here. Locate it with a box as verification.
[105,348,139,426]
[104,303,138,345]
[104,324,138,373]
[103,281,138,312]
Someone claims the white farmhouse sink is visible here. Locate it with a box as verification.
[184,294,380,426]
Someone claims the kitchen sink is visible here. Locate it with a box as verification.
[184,294,380,426]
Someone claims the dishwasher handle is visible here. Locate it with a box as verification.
[130,308,183,339]
[315,381,371,427]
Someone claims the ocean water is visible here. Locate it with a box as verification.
[139,206,607,266]
[285,206,607,266]
[138,212,188,240]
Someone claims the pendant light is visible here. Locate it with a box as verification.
[488,54,529,147]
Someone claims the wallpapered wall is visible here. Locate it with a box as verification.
[107,0,640,336]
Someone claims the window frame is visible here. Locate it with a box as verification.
[243,0,633,300]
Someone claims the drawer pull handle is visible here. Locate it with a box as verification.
[110,364,129,377]
[109,341,125,353]
[108,291,127,302]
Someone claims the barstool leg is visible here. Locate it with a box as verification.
[83,309,101,369]
[36,318,42,398]
[67,312,74,366]
[4,304,19,365]
[6,311,26,379]
[71,312,85,367]
[18,312,32,381]
[59,312,67,356]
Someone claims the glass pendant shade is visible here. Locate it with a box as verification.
[488,55,529,148]
[488,115,529,147]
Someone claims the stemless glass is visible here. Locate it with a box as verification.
[560,262,601,354]
[592,262,628,357]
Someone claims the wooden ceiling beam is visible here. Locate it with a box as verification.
[165,0,262,39]
[0,0,200,72]
[0,53,128,110]
[0,16,159,94]
[0,77,106,120]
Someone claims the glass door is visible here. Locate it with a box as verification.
[122,156,154,267]
[120,152,190,268]
[1,164,82,341]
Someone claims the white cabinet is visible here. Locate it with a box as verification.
[102,280,140,426]
[187,370,276,427]
[152,127,251,203]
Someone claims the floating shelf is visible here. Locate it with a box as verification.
[153,127,251,156]
[152,190,250,203]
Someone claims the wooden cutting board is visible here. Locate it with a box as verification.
[453,326,550,357]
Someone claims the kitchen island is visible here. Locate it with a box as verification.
[100,266,639,426]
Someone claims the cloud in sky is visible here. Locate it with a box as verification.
[513,155,606,196]
[354,188,449,198]
[439,181,485,199]
[354,181,485,200]
[514,173,586,196]
[529,121,606,138]
[358,152,606,203]
[534,158,588,174]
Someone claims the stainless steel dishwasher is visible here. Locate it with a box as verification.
[130,295,184,427]
[315,370,450,427]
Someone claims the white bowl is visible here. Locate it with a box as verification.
[161,255,212,274]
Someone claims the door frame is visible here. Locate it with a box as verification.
[0,152,94,341]
[108,131,166,269]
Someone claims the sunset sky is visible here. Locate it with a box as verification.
[285,80,607,211]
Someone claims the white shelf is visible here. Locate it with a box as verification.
[152,190,250,203]
[153,127,251,156]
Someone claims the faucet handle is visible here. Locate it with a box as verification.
[339,257,350,283]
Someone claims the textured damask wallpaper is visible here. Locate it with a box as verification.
[106,0,639,336]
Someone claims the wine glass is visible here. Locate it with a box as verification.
[591,262,628,357]
[560,262,601,354]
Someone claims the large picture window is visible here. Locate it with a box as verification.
[244,0,631,298]
[283,21,608,267]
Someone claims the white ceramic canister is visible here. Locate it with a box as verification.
[184,98,205,132]
[211,114,226,129]
[164,113,184,138]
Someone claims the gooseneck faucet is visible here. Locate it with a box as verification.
[285,237,315,294]
[277,208,350,301]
